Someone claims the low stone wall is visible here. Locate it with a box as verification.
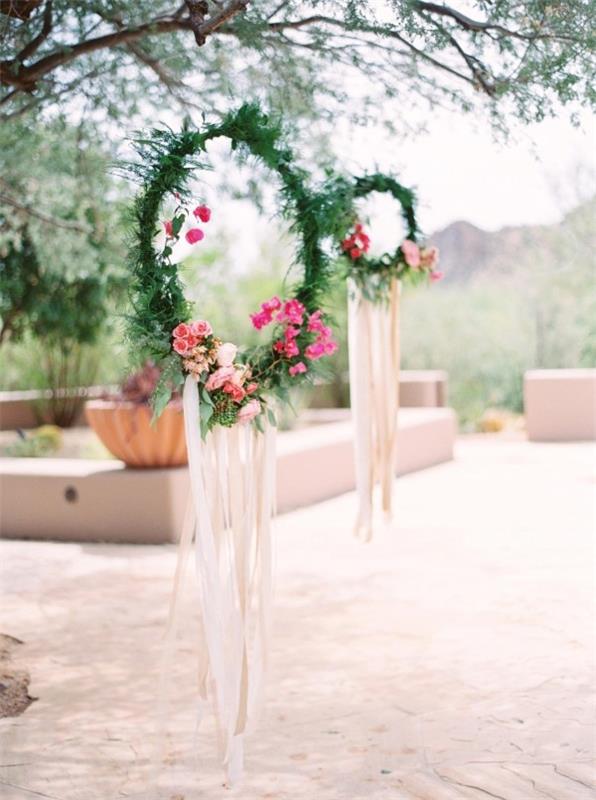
[0,408,457,543]
[524,369,596,442]
[0,386,115,430]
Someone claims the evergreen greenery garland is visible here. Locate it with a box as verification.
[123,103,339,430]
[333,173,439,302]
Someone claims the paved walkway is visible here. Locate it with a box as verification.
[0,437,594,799]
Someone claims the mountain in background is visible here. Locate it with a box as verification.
[430,199,594,284]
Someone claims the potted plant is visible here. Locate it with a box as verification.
[85,362,187,468]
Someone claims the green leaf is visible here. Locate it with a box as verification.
[172,214,185,236]
[151,385,172,424]
[201,387,214,406]
[266,408,277,427]
[199,400,213,425]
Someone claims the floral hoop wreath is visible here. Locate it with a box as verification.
[124,104,338,433]
[335,173,442,301]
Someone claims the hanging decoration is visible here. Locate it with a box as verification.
[123,103,338,784]
[335,174,441,538]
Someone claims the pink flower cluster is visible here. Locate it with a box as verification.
[401,240,442,281]
[172,320,212,356]
[250,296,338,378]
[171,320,261,425]
[205,365,258,406]
[341,222,370,260]
[163,204,212,247]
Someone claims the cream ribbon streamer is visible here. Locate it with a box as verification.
[177,376,276,785]
[348,278,401,540]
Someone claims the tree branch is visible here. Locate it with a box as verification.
[1,1,249,93]
[413,2,574,42]
[264,14,477,89]
[17,0,52,63]
[0,187,91,233]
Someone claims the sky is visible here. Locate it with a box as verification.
[333,109,595,233]
[181,108,594,268]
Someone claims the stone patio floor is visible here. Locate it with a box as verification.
[0,435,594,799]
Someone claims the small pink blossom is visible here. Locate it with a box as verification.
[273,340,285,353]
[246,382,258,394]
[305,341,326,360]
[350,247,362,259]
[237,398,261,424]
[284,325,300,341]
[173,338,191,356]
[284,340,300,358]
[307,310,323,333]
[324,340,338,355]
[277,299,305,325]
[185,228,204,244]
[262,296,281,313]
[164,220,174,237]
[250,311,270,330]
[401,239,421,268]
[421,246,439,269]
[205,366,236,391]
[193,205,211,223]
[430,270,444,282]
[190,319,212,337]
[172,323,190,339]
[289,362,307,377]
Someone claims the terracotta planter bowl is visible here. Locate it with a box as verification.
[85,400,187,468]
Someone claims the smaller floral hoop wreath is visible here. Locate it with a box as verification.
[335,173,441,302]
[123,103,338,432]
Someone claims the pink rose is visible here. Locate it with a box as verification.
[173,338,191,356]
[401,239,421,268]
[216,342,237,367]
[237,398,261,424]
[223,382,246,403]
[190,319,212,337]
[273,340,285,353]
[230,368,248,387]
[289,362,307,377]
[430,270,444,282]
[350,247,362,260]
[185,228,204,244]
[184,333,199,348]
[172,323,190,339]
[205,366,235,391]
[246,382,258,394]
[193,205,211,223]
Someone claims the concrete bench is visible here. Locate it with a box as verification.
[0,386,115,430]
[0,407,456,543]
[524,369,596,441]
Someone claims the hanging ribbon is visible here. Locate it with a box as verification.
[347,278,401,540]
[161,376,277,785]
